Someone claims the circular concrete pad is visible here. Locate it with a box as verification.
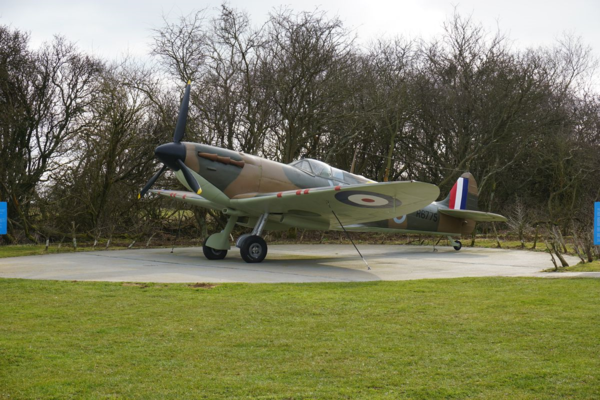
[0,245,581,283]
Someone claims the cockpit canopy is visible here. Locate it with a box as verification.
[289,158,372,185]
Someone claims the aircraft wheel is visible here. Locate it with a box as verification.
[203,238,227,260]
[453,240,462,251]
[236,233,252,248]
[240,236,268,263]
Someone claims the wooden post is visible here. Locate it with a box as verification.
[350,147,359,174]
[71,221,77,251]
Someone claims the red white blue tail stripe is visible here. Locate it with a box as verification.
[449,177,468,210]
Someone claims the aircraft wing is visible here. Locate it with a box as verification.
[438,209,507,222]
[149,189,223,211]
[230,181,440,228]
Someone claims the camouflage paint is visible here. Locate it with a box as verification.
[183,142,371,200]
[178,145,498,238]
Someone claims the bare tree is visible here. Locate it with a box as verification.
[151,11,209,83]
[0,27,102,242]
[507,197,530,248]
[262,9,354,162]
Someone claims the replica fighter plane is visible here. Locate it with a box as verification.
[139,82,505,263]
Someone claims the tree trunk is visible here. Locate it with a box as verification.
[531,224,539,250]
[544,238,559,271]
[492,222,501,248]
[553,244,570,268]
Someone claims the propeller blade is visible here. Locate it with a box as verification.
[177,159,202,195]
[173,80,191,144]
[138,164,168,199]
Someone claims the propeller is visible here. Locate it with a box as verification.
[173,81,191,144]
[178,159,201,194]
[138,164,168,199]
[138,81,202,199]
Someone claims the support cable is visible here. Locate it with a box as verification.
[327,201,371,270]
[172,206,184,253]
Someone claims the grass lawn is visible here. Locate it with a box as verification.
[1,278,599,399]
[0,245,133,258]
[466,238,550,251]
[0,245,81,258]
[563,260,600,272]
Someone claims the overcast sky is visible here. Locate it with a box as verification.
[2,0,599,69]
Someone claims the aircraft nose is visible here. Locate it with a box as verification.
[154,143,186,170]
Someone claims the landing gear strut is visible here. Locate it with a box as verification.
[238,213,269,263]
[202,212,270,263]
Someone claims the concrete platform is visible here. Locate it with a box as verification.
[0,244,583,283]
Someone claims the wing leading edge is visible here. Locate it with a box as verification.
[149,189,223,211]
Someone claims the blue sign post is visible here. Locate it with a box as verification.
[0,202,6,235]
[595,202,600,246]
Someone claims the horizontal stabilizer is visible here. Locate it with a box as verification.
[439,208,507,222]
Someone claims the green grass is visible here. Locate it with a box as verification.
[0,244,129,258]
[563,260,600,272]
[468,239,550,251]
[1,278,599,399]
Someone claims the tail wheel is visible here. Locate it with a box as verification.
[203,238,227,260]
[240,236,268,263]
[453,240,462,251]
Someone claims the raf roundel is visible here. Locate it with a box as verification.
[334,190,402,209]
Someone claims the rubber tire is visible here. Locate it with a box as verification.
[240,236,268,263]
[203,238,227,260]
[453,240,462,251]
[236,233,252,248]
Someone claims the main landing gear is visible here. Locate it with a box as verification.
[237,213,269,263]
[202,213,270,263]
[240,235,267,263]
[448,236,462,251]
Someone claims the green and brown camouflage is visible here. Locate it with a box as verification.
[180,142,374,199]
[166,142,437,233]
[170,146,504,238]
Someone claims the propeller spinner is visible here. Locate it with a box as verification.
[138,81,202,199]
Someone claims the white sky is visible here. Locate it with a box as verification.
[2,0,599,74]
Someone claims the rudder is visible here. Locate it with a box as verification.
[438,172,506,222]
[441,172,478,211]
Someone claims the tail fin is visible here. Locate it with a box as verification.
[440,172,478,211]
[438,172,507,222]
